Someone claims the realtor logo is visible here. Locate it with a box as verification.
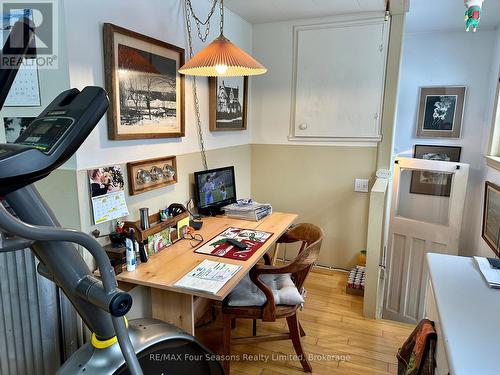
[1,0,59,68]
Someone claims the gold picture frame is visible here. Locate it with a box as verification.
[103,23,185,140]
[482,181,500,257]
[209,76,248,131]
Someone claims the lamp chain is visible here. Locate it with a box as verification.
[185,0,218,43]
[184,0,211,170]
[219,0,224,35]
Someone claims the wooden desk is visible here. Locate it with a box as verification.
[117,212,297,334]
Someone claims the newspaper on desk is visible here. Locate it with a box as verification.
[223,200,272,221]
[174,259,242,295]
[473,256,500,288]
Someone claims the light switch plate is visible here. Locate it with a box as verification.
[354,178,369,193]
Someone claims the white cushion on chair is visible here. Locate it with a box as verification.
[226,273,304,307]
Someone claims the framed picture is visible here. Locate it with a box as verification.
[103,23,185,140]
[416,86,466,138]
[209,76,248,131]
[3,117,36,143]
[482,181,500,257]
[410,145,462,197]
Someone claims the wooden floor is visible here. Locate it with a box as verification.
[198,269,414,375]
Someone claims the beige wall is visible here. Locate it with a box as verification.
[76,145,251,236]
[251,144,377,269]
[35,169,81,230]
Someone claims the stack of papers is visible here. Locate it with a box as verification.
[174,259,241,295]
[223,201,272,221]
[473,257,500,288]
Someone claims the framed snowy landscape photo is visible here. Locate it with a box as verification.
[103,23,185,140]
[416,86,466,139]
[209,76,248,131]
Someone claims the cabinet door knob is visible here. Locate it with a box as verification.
[298,123,308,130]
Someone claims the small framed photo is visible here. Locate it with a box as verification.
[483,181,500,257]
[410,145,462,197]
[416,86,466,138]
[209,76,248,131]
[103,23,185,140]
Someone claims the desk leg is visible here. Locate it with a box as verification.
[151,289,195,335]
[272,243,280,265]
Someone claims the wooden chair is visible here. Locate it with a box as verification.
[221,223,323,374]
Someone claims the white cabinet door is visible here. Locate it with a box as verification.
[290,16,387,142]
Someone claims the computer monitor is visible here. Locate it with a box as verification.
[194,166,237,215]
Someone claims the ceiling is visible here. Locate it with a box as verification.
[224,0,387,24]
[406,0,500,32]
[224,0,500,32]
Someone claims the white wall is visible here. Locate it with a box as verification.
[394,30,497,255]
[63,0,253,170]
[476,26,500,256]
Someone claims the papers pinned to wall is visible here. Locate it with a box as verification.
[1,10,41,107]
[88,166,129,225]
[4,63,41,107]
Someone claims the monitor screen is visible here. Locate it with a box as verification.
[194,166,236,212]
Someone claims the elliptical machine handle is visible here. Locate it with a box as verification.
[0,202,144,375]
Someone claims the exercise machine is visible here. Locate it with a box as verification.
[0,18,223,375]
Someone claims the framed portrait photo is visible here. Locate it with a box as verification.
[482,181,500,257]
[416,86,466,138]
[103,23,185,140]
[410,145,462,197]
[209,76,248,131]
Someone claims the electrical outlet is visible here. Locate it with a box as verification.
[354,178,369,193]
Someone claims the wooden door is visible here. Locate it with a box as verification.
[383,157,469,324]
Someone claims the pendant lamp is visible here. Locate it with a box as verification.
[179,0,267,77]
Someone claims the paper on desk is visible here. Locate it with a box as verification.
[174,259,242,295]
[473,256,500,288]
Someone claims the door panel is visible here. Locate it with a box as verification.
[383,157,469,324]
[404,238,425,320]
[386,234,406,312]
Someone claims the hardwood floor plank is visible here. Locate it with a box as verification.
[197,269,413,374]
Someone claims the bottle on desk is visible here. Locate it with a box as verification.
[126,231,137,272]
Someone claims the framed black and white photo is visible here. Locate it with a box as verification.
[410,145,462,197]
[483,181,500,257]
[416,86,466,138]
[3,117,36,143]
[103,23,185,140]
[209,76,248,131]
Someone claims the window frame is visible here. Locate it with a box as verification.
[487,67,500,170]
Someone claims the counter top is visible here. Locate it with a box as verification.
[426,253,500,375]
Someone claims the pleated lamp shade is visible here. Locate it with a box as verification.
[179,34,267,77]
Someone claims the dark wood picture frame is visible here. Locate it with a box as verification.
[410,145,462,197]
[103,23,185,140]
[482,181,500,257]
[127,156,177,196]
[209,76,248,131]
[416,86,466,139]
